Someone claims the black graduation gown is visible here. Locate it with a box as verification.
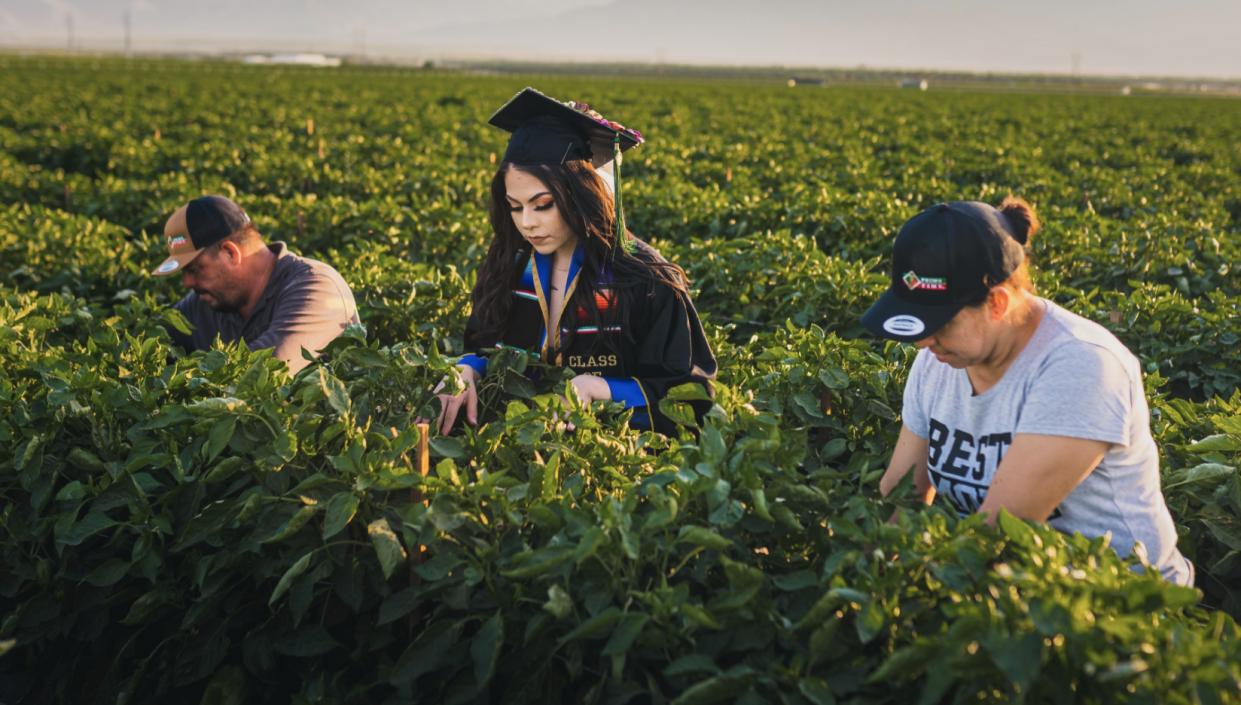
[459,241,717,436]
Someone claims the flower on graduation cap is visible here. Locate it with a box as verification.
[563,100,644,145]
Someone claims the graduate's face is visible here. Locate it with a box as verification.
[505,168,577,257]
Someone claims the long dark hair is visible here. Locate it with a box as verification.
[473,159,689,358]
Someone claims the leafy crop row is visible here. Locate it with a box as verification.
[2,59,1240,704]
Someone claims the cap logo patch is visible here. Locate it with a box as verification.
[903,271,946,291]
[156,260,180,273]
[882,315,926,337]
[166,235,188,248]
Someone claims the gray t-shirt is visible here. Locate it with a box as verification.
[902,298,1193,585]
[168,242,359,374]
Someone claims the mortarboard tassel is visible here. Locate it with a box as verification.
[612,133,636,261]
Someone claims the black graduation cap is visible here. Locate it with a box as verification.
[489,88,643,170]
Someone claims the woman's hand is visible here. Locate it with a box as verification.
[419,365,481,435]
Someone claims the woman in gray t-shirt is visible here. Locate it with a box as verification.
[860,197,1192,586]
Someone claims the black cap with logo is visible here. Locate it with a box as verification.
[860,201,1028,342]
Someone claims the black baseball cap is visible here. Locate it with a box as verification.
[489,88,643,169]
[861,202,1028,342]
[152,195,252,276]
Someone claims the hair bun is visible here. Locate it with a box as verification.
[999,195,1040,246]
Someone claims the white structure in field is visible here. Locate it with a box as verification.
[243,54,342,67]
[900,78,928,90]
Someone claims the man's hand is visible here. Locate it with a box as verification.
[419,365,481,435]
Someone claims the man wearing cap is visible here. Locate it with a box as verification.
[865,196,1192,586]
[152,195,360,374]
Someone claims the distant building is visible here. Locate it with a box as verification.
[243,54,341,67]
[900,79,928,91]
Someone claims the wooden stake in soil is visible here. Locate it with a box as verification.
[63,183,72,212]
[307,118,314,136]
[318,138,325,160]
[154,128,161,141]
[816,388,833,445]
[409,423,431,635]
[297,212,306,240]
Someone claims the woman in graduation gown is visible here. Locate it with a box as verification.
[432,88,717,437]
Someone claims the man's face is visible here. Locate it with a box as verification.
[182,248,245,313]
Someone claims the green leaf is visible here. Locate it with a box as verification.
[818,367,849,389]
[988,633,1043,689]
[318,368,351,416]
[855,599,885,644]
[663,653,720,677]
[174,500,243,551]
[187,397,248,418]
[273,625,339,657]
[368,518,408,579]
[701,422,727,464]
[601,614,649,656]
[270,552,313,607]
[676,525,733,551]
[669,675,739,705]
[470,613,504,685]
[261,504,319,544]
[320,492,361,539]
[557,607,625,645]
[429,437,465,459]
[997,509,1038,550]
[378,588,422,626]
[390,622,460,685]
[85,558,131,587]
[680,603,722,630]
[59,511,118,546]
[1187,434,1241,452]
[55,480,86,501]
[659,397,699,427]
[203,457,250,484]
[207,417,237,463]
[668,383,713,402]
[413,552,463,581]
[273,428,297,463]
[501,545,574,579]
[199,665,250,705]
[574,527,606,565]
[798,679,837,705]
[772,571,818,591]
[1166,463,1234,488]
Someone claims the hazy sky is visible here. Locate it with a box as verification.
[1,0,1238,78]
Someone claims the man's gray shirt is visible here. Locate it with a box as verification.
[168,242,360,373]
[902,299,1193,585]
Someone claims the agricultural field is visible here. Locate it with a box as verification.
[1,57,1241,704]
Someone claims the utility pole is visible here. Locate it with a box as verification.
[124,11,132,59]
[1071,52,1083,82]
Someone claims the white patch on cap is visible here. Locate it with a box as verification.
[157,260,179,273]
[883,315,925,337]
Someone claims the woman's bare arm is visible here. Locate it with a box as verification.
[879,424,934,504]
[976,433,1109,525]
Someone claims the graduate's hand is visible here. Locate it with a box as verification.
[420,365,480,435]
[568,375,612,405]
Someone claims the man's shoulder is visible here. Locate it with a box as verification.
[272,246,352,289]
